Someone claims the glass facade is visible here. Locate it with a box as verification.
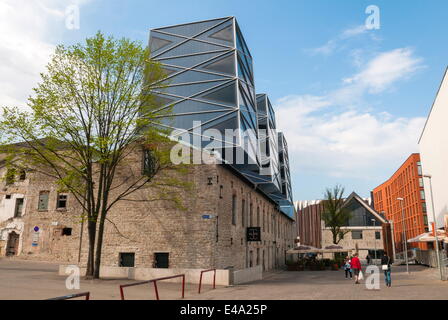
[149,17,294,219]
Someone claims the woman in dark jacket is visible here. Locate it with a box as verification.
[381,253,392,287]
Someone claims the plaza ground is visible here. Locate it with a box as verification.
[1,258,447,300]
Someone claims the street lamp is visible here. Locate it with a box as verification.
[423,174,444,280]
[397,197,409,274]
[389,219,397,260]
[371,218,377,264]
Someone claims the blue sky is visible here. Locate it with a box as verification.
[2,0,447,201]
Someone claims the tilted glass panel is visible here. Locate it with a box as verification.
[155,18,228,38]
[149,32,185,55]
[235,25,252,58]
[199,53,236,76]
[208,25,233,43]
[156,40,229,59]
[159,111,230,130]
[167,69,229,84]
[150,36,173,53]
[158,52,227,69]
[199,81,237,106]
[202,112,238,141]
[153,94,178,108]
[162,80,228,97]
[170,100,234,114]
[196,20,234,46]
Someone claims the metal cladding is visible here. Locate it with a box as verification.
[149,17,295,219]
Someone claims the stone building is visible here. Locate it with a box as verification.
[295,192,390,260]
[0,146,296,272]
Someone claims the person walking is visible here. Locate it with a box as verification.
[381,252,392,287]
[344,256,352,279]
[366,254,371,265]
[351,253,362,284]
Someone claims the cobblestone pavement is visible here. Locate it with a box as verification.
[1,258,447,300]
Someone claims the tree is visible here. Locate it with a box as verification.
[321,185,352,245]
[0,32,190,278]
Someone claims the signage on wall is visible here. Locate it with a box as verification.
[246,227,261,242]
[202,214,215,219]
[32,226,40,246]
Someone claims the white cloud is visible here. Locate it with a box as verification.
[342,48,424,93]
[309,25,370,56]
[276,48,425,181]
[341,25,367,39]
[0,0,92,108]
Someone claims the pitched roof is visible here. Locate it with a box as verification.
[343,191,388,224]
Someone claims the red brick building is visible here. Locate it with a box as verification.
[372,153,429,251]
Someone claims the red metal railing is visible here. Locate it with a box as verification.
[198,269,216,294]
[47,292,90,300]
[119,274,185,300]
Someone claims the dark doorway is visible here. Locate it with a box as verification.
[119,253,135,267]
[6,232,20,256]
[154,252,169,268]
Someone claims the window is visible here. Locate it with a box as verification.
[119,253,135,267]
[154,252,169,268]
[5,195,11,200]
[5,168,16,185]
[62,228,72,236]
[241,199,246,227]
[142,149,157,176]
[14,198,24,218]
[420,190,426,200]
[419,178,424,188]
[250,203,253,227]
[231,195,237,226]
[57,194,68,209]
[417,162,422,176]
[352,230,363,239]
[422,202,427,214]
[38,191,49,211]
[423,215,428,226]
[375,231,381,240]
[19,170,26,181]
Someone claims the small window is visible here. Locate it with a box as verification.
[5,168,16,185]
[119,253,135,267]
[231,195,237,226]
[142,149,157,176]
[154,252,169,268]
[19,170,26,181]
[38,191,49,210]
[375,231,381,240]
[352,230,363,239]
[14,198,24,218]
[5,195,11,200]
[420,190,426,200]
[422,202,427,214]
[62,228,72,236]
[57,194,68,209]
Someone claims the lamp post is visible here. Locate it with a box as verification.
[389,219,397,261]
[371,218,377,264]
[423,174,444,280]
[397,198,409,274]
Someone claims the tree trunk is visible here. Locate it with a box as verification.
[93,209,108,279]
[85,220,96,279]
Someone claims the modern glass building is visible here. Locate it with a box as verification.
[149,17,295,218]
